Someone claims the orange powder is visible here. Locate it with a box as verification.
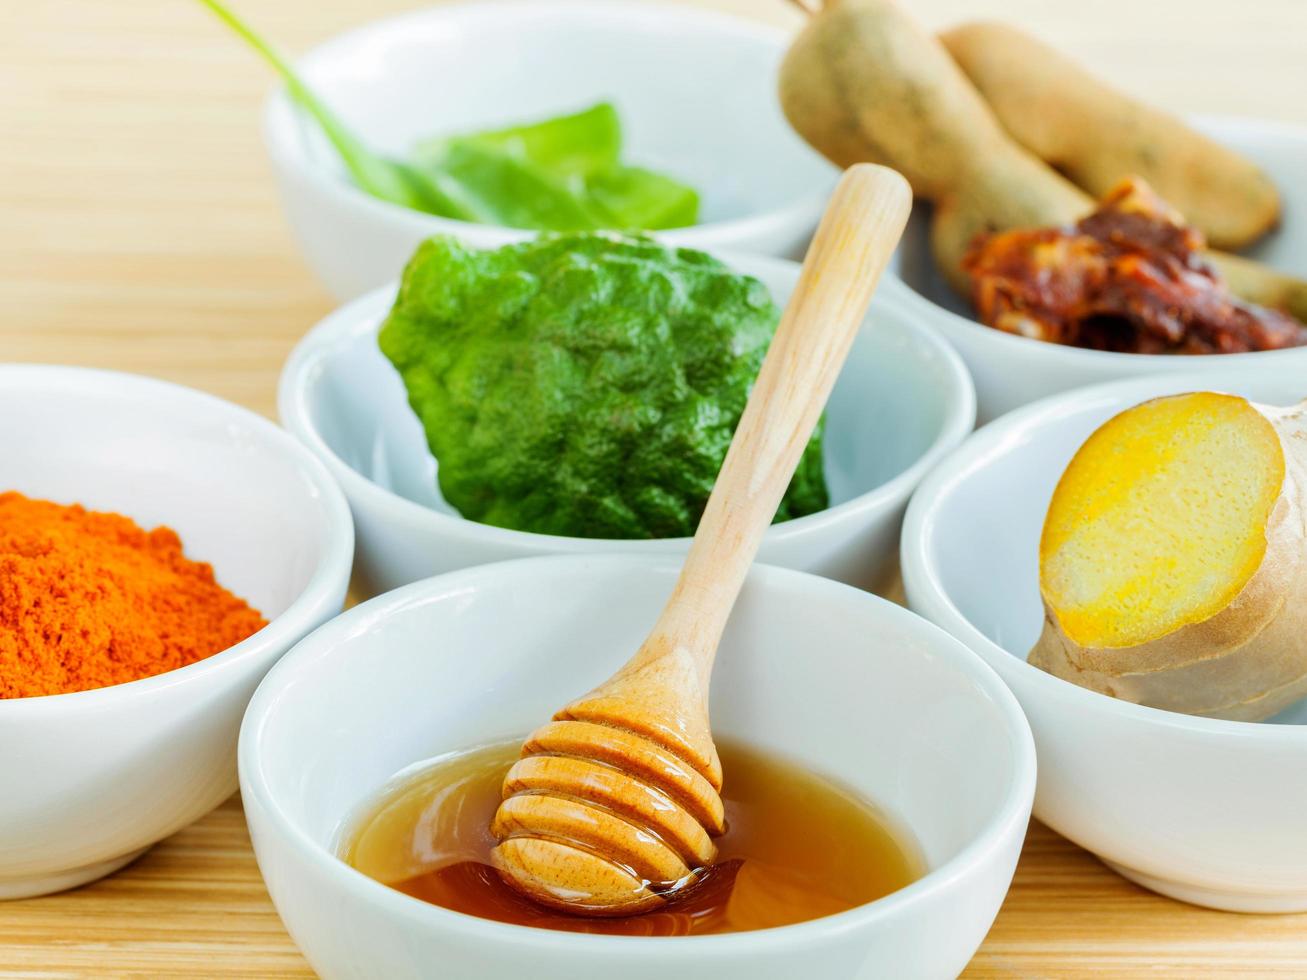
[0,491,268,698]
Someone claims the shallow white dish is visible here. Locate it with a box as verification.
[901,366,1307,912]
[0,366,353,899]
[240,555,1034,979]
[263,0,837,300]
[889,116,1307,422]
[278,250,974,597]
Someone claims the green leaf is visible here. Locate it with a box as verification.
[200,2,701,232]
[379,234,826,539]
[418,104,698,230]
[429,141,604,231]
[586,166,700,230]
[415,102,622,179]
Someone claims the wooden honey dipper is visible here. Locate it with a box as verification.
[490,164,913,917]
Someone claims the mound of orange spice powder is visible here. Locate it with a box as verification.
[0,491,267,698]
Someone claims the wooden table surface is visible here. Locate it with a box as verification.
[4,0,1306,976]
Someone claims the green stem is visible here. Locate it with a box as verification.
[198,0,368,173]
[198,0,471,217]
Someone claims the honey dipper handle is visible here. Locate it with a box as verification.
[648,164,912,677]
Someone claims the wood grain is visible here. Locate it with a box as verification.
[657,165,910,665]
[3,0,1307,976]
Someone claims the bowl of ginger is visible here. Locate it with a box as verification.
[902,362,1307,912]
[0,365,352,899]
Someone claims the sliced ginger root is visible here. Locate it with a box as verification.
[1031,392,1307,720]
[1042,394,1284,648]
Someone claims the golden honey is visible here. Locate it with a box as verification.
[342,739,923,937]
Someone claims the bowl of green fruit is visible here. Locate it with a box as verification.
[203,0,837,301]
[278,232,975,597]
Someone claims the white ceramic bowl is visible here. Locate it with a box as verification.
[278,251,975,598]
[240,555,1035,979]
[889,116,1307,422]
[263,0,837,300]
[901,365,1307,912]
[0,366,353,899]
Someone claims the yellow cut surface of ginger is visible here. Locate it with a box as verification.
[1040,392,1285,649]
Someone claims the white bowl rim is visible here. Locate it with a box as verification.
[239,553,1036,950]
[895,112,1307,367]
[0,364,355,715]
[277,254,976,552]
[260,0,833,243]
[902,365,1307,744]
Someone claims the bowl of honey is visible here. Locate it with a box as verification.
[239,555,1035,979]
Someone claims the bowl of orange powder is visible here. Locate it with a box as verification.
[0,365,353,899]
